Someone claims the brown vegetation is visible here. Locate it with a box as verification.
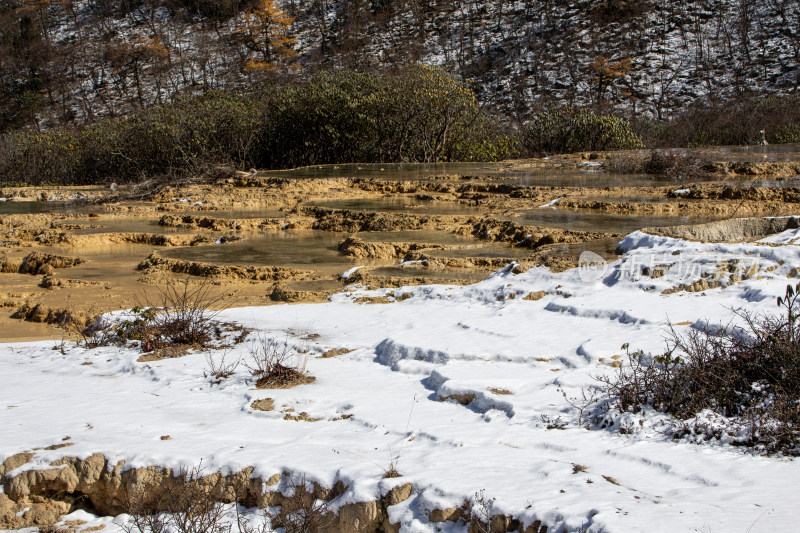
[595,283,800,455]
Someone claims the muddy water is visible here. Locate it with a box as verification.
[0,201,53,215]
[696,143,800,162]
[5,151,800,342]
[63,218,185,235]
[260,162,506,180]
[500,171,697,188]
[270,164,691,187]
[162,231,353,270]
[512,209,726,234]
[310,198,484,215]
[160,229,525,270]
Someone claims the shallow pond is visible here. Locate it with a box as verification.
[309,198,484,215]
[161,230,353,269]
[259,147,800,186]
[695,143,800,162]
[0,201,53,215]
[512,209,727,234]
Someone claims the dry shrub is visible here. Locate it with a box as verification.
[269,475,338,533]
[462,490,548,533]
[146,276,226,346]
[590,0,653,24]
[603,152,643,174]
[81,277,240,354]
[244,334,311,388]
[596,283,800,455]
[645,94,800,148]
[121,468,340,533]
[606,150,714,179]
[468,489,495,533]
[205,350,240,381]
[121,464,230,533]
[642,150,713,180]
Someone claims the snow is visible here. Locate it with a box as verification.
[538,197,563,209]
[2,227,800,531]
[340,265,365,279]
[673,188,690,195]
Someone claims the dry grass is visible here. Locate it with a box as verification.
[244,334,313,389]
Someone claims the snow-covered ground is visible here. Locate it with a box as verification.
[3,226,800,532]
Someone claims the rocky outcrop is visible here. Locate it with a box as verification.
[7,0,799,128]
[309,207,464,233]
[1,453,551,532]
[137,252,317,282]
[337,236,446,259]
[59,233,212,247]
[158,214,297,232]
[10,302,96,328]
[17,252,86,276]
[468,218,613,249]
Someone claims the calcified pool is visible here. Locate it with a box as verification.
[2,150,799,342]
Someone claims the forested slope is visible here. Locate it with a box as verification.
[2,0,798,133]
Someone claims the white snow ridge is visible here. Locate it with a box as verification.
[2,226,800,532]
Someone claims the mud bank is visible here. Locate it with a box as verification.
[337,236,448,259]
[138,253,319,282]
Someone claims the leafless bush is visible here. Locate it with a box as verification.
[121,464,231,533]
[605,150,715,180]
[595,283,800,455]
[642,150,713,180]
[206,350,241,381]
[79,316,120,348]
[560,386,603,428]
[244,334,310,388]
[146,277,226,347]
[603,152,643,174]
[80,277,236,354]
[468,489,496,533]
[269,475,338,533]
[462,490,549,533]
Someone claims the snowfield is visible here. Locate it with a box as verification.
[3,226,800,532]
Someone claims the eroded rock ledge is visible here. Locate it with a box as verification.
[1,453,550,533]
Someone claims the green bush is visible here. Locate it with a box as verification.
[0,90,266,185]
[260,70,383,168]
[261,67,511,167]
[521,107,643,156]
[0,67,512,186]
[770,123,800,144]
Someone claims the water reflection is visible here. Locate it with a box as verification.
[513,209,726,234]
[0,201,53,215]
[310,198,484,215]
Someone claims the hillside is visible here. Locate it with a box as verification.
[2,0,798,133]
